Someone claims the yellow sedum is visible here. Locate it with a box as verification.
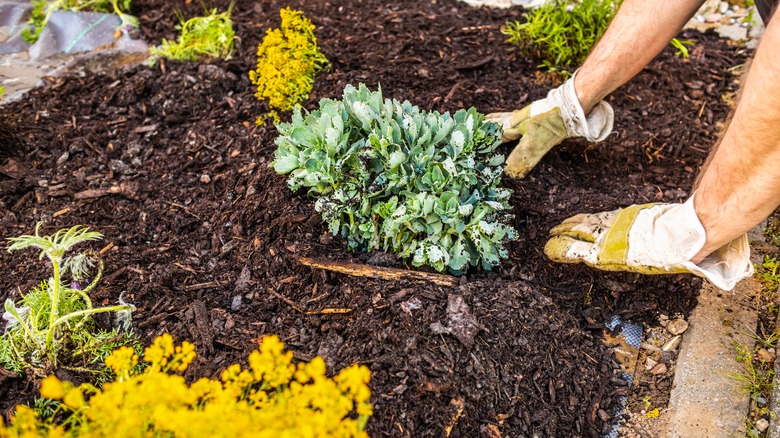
[249,8,330,123]
[645,408,660,419]
[0,334,371,437]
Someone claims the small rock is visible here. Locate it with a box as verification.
[645,357,658,371]
[756,348,776,362]
[650,363,667,375]
[200,174,211,184]
[716,23,748,41]
[667,319,689,335]
[661,350,675,364]
[705,12,723,22]
[231,295,243,311]
[662,336,682,352]
[755,418,769,432]
[756,395,768,408]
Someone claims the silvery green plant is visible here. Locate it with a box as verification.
[1,224,136,375]
[272,84,517,273]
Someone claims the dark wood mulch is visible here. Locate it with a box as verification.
[0,0,749,436]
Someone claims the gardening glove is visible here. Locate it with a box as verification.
[544,196,754,291]
[485,71,614,179]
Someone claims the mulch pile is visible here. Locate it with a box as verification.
[0,0,749,436]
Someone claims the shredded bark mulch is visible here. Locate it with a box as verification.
[0,0,749,436]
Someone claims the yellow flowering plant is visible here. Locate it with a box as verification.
[0,334,372,437]
[249,8,330,123]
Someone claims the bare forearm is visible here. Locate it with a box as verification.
[693,16,780,261]
[575,0,705,113]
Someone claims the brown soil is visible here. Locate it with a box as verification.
[0,0,749,436]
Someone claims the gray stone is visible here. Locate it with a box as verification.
[664,277,759,437]
[715,23,748,41]
[230,294,242,311]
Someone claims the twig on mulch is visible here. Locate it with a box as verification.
[183,280,230,291]
[73,181,140,200]
[268,287,352,315]
[294,256,458,287]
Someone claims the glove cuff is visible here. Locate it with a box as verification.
[649,196,754,290]
[678,195,755,290]
[544,71,614,142]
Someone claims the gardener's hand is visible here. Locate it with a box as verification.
[543,197,754,291]
[485,73,614,179]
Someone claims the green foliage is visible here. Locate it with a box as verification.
[758,255,780,292]
[149,4,235,64]
[1,224,136,376]
[272,84,517,274]
[21,0,135,45]
[670,38,694,58]
[727,341,774,397]
[744,0,757,25]
[502,0,620,75]
[765,213,780,247]
[249,8,330,123]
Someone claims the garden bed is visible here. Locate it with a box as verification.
[0,0,748,436]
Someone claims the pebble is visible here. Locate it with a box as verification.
[200,174,211,184]
[755,418,769,432]
[646,357,658,370]
[705,12,723,22]
[667,319,689,335]
[756,348,776,362]
[662,336,682,352]
[650,363,668,375]
[231,295,242,311]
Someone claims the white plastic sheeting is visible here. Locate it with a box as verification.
[0,1,147,102]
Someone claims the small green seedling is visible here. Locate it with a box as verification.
[22,0,136,45]
[670,38,694,58]
[149,4,235,63]
[1,224,136,376]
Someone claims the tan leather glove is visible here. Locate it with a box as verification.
[544,197,754,291]
[486,72,614,178]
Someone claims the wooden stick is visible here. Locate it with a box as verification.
[183,280,229,291]
[295,256,458,287]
